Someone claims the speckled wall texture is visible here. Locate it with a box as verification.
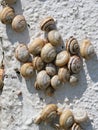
[0,0,98,130]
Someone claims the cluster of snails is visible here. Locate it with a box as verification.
[0,0,26,32]
[34,104,88,130]
[14,16,95,96]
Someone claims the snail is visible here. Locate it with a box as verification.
[73,109,88,124]
[12,15,26,32]
[36,70,51,89]
[41,43,56,63]
[40,16,55,32]
[45,86,55,96]
[51,75,62,89]
[80,39,94,59]
[28,38,45,56]
[66,36,80,55]
[20,63,34,78]
[35,104,58,124]
[55,51,70,67]
[71,123,82,130]
[48,30,62,46]
[68,55,82,74]
[58,67,70,83]
[33,56,45,71]
[0,6,15,24]
[59,109,74,130]
[46,63,57,76]
[69,74,79,85]
[0,68,4,89]
[15,44,30,62]
[4,0,17,4]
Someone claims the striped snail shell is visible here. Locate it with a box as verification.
[41,43,56,63]
[71,123,82,130]
[80,39,94,59]
[12,15,26,32]
[15,44,30,62]
[66,36,80,55]
[0,6,15,24]
[51,75,62,89]
[46,63,57,76]
[5,0,17,4]
[68,56,82,74]
[40,16,55,32]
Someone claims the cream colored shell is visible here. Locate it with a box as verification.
[51,75,61,89]
[68,56,82,74]
[45,86,55,96]
[69,74,79,85]
[66,36,79,55]
[0,68,4,89]
[12,15,26,32]
[0,6,15,24]
[33,56,45,71]
[15,44,30,62]
[48,30,62,46]
[71,123,82,130]
[40,16,55,32]
[80,39,94,59]
[5,0,16,4]
[41,43,56,63]
[20,63,34,78]
[58,67,70,83]
[59,109,74,130]
[36,70,51,89]
[55,51,70,67]
[28,38,45,56]
[35,104,58,124]
[46,63,57,76]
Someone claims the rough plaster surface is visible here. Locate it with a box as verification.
[0,0,98,130]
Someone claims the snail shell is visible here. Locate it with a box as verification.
[59,109,74,130]
[35,104,58,124]
[0,68,4,89]
[15,44,30,62]
[68,56,82,74]
[0,6,15,24]
[36,70,51,89]
[5,0,16,4]
[71,123,82,130]
[80,39,94,59]
[28,38,45,56]
[48,30,62,46]
[33,56,45,71]
[20,63,34,78]
[41,43,56,63]
[12,15,26,32]
[51,75,62,89]
[45,86,55,96]
[58,67,70,83]
[55,51,70,67]
[66,36,79,55]
[73,109,88,123]
[46,63,57,76]
[40,16,55,32]
[69,74,79,85]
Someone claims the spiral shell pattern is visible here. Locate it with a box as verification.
[71,123,82,130]
[51,75,61,89]
[46,63,57,76]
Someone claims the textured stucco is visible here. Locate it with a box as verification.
[0,0,98,130]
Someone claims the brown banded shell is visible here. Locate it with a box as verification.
[45,86,55,96]
[58,67,70,83]
[0,68,4,89]
[35,104,58,124]
[40,16,55,32]
[20,63,34,78]
[12,15,26,32]
[55,51,70,67]
[51,75,62,89]
[59,109,74,130]
[0,6,15,24]
[5,0,16,4]
[46,63,57,76]
[66,36,80,55]
[48,30,62,46]
[68,56,82,74]
[28,38,45,56]
[69,74,79,85]
[15,44,30,62]
[80,39,94,59]
[71,123,82,130]
[33,56,45,71]
[36,70,51,89]
[41,43,56,63]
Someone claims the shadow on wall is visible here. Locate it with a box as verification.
[6,0,30,44]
